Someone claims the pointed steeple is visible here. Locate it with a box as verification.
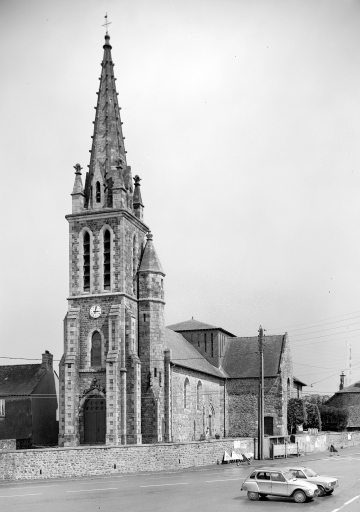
[139,232,164,274]
[84,33,133,210]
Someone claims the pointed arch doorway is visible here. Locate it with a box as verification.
[83,395,106,444]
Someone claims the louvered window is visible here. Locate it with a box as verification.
[96,181,101,203]
[104,229,111,290]
[83,232,90,291]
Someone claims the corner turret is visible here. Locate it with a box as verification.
[138,232,165,442]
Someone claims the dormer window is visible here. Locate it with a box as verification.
[96,181,101,203]
[104,229,111,290]
[83,231,90,292]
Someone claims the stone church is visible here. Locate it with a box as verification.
[59,33,293,447]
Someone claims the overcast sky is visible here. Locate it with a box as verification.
[1,0,360,396]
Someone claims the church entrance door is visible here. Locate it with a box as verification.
[84,396,106,444]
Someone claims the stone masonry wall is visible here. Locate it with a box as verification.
[226,378,277,437]
[171,367,224,442]
[0,438,250,481]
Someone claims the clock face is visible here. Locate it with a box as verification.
[90,305,102,319]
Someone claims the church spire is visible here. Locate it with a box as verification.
[84,32,133,211]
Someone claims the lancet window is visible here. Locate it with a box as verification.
[104,229,111,290]
[83,231,90,292]
[91,331,102,367]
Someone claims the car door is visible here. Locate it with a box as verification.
[256,471,272,494]
[270,471,289,496]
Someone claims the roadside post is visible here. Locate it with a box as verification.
[258,326,265,460]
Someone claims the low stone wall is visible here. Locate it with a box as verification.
[293,431,360,454]
[0,439,16,451]
[0,437,255,481]
[1,432,359,481]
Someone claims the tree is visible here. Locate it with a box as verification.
[319,406,349,431]
[302,394,330,406]
[303,402,322,430]
[287,398,307,434]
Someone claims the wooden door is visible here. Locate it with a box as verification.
[264,416,274,436]
[84,397,106,444]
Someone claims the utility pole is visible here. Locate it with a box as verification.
[258,325,265,460]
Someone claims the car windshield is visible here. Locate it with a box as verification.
[303,468,317,477]
[283,471,296,481]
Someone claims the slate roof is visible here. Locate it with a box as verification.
[138,232,164,274]
[334,380,360,394]
[0,364,46,396]
[164,328,226,379]
[222,335,285,378]
[167,318,236,337]
[293,376,307,387]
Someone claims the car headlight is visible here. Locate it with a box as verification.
[327,483,332,489]
[305,490,314,496]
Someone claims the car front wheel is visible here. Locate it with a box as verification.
[247,491,260,501]
[293,490,306,503]
[317,485,325,497]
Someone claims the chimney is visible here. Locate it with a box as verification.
[339,371,345,390]
[41,350,53,371]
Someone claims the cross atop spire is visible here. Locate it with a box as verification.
[102,13,112,35]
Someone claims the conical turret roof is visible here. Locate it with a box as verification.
[139,232,164,274]
[84,33,132,207]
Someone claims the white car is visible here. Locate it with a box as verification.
[241,467,319,503]
[285,466,339,497]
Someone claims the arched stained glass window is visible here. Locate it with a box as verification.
[184,378,190,409]
[91,331,101,367]
[197,381,202,410]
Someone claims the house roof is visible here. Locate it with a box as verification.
[293,376,307,387]
[167,318,236,337]
[0,364,46,396]
[222,335,285,378]
[164,328,226,379]
[334,380,360,394]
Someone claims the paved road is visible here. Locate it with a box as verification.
[1,446,360,512]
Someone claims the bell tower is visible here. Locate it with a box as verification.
[58,32,163,447]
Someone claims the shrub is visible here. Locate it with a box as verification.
[302,394,330,406]
[303,402,322,430]
[287,398,307,434]
[319,405,349,431]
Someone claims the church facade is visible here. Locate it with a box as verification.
[59,33,293,447]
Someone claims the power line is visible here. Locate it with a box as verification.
[270,315,360,335]
[266,310,360,333]
[289,328,360,345]
[287,320,360,338]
